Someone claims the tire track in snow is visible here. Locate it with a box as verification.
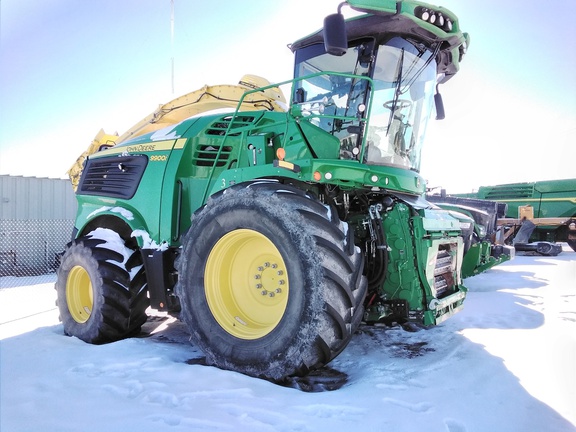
[0,307,57,325]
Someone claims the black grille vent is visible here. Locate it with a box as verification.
[205,115,257,136]
[192,144,233,167]
[78,155,148,199]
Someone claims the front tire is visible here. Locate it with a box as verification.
[176,182,367,381]
[56,228,149,344]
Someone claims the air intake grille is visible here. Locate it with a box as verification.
[78,155,148,199]
[205,115,257,136]
[192,144,233,167]
[434,249,455,297]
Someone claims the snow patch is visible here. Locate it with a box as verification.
[149,108,244,142]
[1,246,575,432]
[150,126,180,141]
[187,107,235,119]
[87,228,133,265]
[276,100,289,111]
[87,206,134,221]
[132,229,168,251]
[86,228,143,280]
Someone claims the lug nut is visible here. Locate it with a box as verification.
[261,290,268,296]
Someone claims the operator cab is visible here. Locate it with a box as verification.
[290,4,468,173]
[293,37,436,172]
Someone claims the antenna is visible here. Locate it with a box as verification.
[170,0,175,94]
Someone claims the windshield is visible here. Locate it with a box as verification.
[293,41,372,159]
[366,38,437,171]
[293,38,437,172]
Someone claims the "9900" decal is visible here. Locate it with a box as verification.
[150,155,168,162]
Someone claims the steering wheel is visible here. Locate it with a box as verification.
[384,99,411,110]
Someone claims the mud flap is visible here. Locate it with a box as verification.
[141,248,180,311]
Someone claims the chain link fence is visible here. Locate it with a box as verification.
[0,220,74,288]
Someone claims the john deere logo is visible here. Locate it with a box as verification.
[127,144,156,152]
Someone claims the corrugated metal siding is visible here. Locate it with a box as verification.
[0,175,77,276]
[0,175,77,220]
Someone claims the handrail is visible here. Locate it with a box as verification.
[200,72,376,203]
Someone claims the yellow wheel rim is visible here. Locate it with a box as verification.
[66,265,94,323]
[205,229,289,340]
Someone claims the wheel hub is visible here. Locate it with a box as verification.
[254,261,286,297]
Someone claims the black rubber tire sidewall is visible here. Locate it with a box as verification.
[56,238,132,344]
[178,193,325,379]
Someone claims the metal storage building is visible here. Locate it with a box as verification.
[0,175,77,276]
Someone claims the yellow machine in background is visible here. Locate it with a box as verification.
[68,75,286,189]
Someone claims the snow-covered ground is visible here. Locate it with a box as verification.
[1,247,575,432]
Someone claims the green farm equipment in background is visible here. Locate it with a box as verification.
[454,179,576,255]
[56,0,509,382]
[426,193,514,278]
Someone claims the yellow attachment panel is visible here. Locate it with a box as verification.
[68,75,286,188]
[116,75,287,143]
[68,129,119,190]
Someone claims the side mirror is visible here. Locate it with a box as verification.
[295,88,306,104]
[323,13,347,56]
[434,92,445,120]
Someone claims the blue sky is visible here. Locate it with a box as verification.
[1,0,575,192]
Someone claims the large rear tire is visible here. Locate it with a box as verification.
[55,228,149,344]
[176,182,367,381]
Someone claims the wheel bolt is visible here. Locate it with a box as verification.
[257,266,264,272]
[264,262,270,267]
[254,274,261,279]
[275,288,282,294]
[277,270,283,276]
[261,290,268,296]
[278,280,285,285]
[269,292,275,297]
[271,263,278,269]
[256,283,262,289]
